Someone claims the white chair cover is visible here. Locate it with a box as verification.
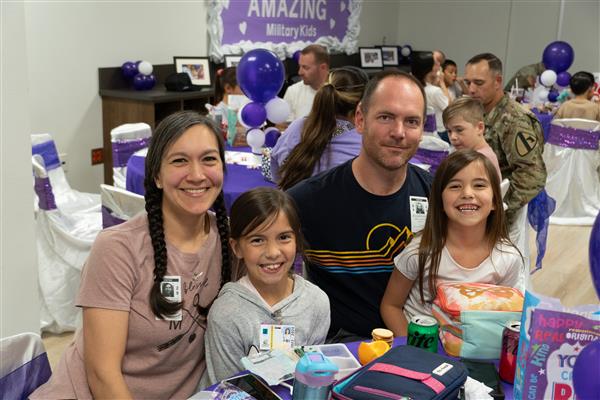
[32,156,102,333]
[110,123,152,189]
[0,332,51,399]
[100,184,145,228]
[543,118,600,225]
[31,133,100,214]
[412,135,450,175]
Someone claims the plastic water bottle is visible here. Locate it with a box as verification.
[292,352,338,400]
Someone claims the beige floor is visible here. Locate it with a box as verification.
[42,224,599,370]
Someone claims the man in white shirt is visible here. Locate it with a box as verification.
[283,44,330,121]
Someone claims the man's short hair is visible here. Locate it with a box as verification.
[467,53,503,75]
[442,97,485,126]
[442,59,457,71]
[570,71,595,95]
[359,69,427,119]
[301,44,330,66]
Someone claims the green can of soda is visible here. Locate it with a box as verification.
[407,315,439,353]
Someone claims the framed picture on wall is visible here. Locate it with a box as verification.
[173,56,211,86]
[359,47,383,69]
[224,55,243,68]
[379,46,399,66]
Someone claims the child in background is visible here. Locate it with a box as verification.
[442,59,467,101]
[213,67,243,108]
[443,97,502,180]
[554,71,600,122]
[200,188,330,388]
[212,67,248,146]
[380,150,522,336]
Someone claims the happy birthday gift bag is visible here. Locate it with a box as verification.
[513,291,600,400]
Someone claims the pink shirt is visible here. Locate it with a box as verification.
[31,213,222,400]
[477,144,502,181]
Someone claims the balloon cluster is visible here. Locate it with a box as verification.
[533,41,574,104]
[236,49,289,154]
[121,60,156,91]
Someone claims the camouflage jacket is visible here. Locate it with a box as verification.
[484,95,547,226]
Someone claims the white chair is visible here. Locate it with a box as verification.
[111,123,152,189]
[0,332,51,399]
[31,133,100,214]
[100,184,145,228]
[32,156,102,333]
[413,135,450,175]
[543,118,600,225]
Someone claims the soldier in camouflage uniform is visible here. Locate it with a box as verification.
[465,54,546,287]
[503,62,546,92]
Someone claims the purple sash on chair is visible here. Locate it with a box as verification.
[101,206,126,229]
[0,352,51,399]
[547,125,600,150]
[112,138,151,167]
[31,141,61,171]
[34,177,57,210]
[527,189,556,271]
[424,114,437,132]
[413,148,449,175]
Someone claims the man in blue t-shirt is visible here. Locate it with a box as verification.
[288,70,433,341]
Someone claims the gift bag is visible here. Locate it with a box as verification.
[513,290,600,400]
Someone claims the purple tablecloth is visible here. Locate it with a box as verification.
[532,108,553,141]
[125,146,275,212]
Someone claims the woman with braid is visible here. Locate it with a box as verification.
[31,111,232,400]
[271,66,369,190]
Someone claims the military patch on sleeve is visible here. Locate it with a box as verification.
[515,131,538,156]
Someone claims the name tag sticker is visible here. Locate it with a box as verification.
[410,196,429,233]
[157,276,182,321]
[259,324,295,351]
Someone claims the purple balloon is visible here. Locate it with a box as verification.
[144,74,156,90]
[121,61,138,79]
[237,49,285,103]
[542,41,574,73]
[556,71,571,87]
[573,341,600,399]
[590,212,600,299]
[133,74,149,90]
[293,50,302,64]
[548,90,559,102]
[240,102,267,128]
[264,127,281,147]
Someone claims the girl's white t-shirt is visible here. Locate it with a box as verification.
[425,83,449,133]
[395,235,522,320]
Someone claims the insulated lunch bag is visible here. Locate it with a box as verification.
[332,345,468,400]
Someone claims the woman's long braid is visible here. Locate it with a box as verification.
[145,184,181,318]
[213,191,232,289]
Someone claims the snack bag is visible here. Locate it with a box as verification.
[513,291,600,400]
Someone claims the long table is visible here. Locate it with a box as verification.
[125,145,276,211]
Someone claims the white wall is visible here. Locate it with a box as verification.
[358,1,400,46]
[1,1,40,337]
[395,0,599,82]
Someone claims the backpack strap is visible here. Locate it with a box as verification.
[369,363,445,394]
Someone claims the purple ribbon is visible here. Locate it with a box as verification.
[112,138,150,167]
[31,140,61,170]
[34,177,57,210]
[547,125,600,150]
[0,352,51,399]
[101,205,126,228]
[412,148,449,175]
[528,189,556,272]
[424,114,437,132]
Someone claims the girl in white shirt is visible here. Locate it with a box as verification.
[380,150,523,336]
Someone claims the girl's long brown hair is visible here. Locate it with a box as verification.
[278,67,368,190]
[416,149,514,302]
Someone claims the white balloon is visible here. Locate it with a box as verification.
[138,61,153,76]
[400,46,411,57]
[265,97,290,124]
[540,69,557,87]
[246,128,265,154]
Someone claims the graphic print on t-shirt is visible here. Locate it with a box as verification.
[156,274,209,352]
[305,223,413,274]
